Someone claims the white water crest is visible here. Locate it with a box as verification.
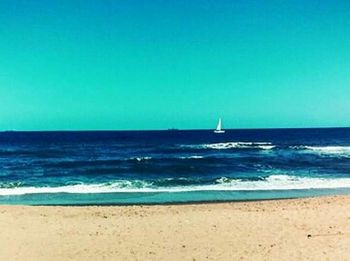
[1,175,350,196]
[180,155,204,159]
[294,145,350,157]
[186,142,275,150]
[215,175,350,190]
[132,156,152,162]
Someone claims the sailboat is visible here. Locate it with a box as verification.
[214,118,225,133]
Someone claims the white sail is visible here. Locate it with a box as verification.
[216,118,222,131]
[214,118,225,133]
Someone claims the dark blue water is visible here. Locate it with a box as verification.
[1,128,350,205]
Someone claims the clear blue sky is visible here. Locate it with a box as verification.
[0,0,349,130]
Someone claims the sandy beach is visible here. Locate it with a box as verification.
[0,196,349,260]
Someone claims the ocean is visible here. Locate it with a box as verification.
[0,128,350,205]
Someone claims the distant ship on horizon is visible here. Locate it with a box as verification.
[214,118,225,133]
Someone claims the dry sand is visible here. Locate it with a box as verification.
[0,196,349,260]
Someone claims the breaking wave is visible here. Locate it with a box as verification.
[293,145,350,157]
[131,156,152,162]
[180,155,204,159]
[184,142,275,150]
[1,175,350,196]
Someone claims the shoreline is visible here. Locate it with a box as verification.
[1,192,350,207]
[0,194,337,207]
[1,195,349,260]
[2,187,350,206]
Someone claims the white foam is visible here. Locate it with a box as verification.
[215,175,350,190]
[294,146,350,157]
[259,145,276,150]
[180,155,204,159]
[1,175,350,196]
[133,156,152,162]
[189,142,275,150]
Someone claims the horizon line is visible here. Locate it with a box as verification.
[1,126,350,132]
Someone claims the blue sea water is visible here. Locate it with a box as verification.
[1,128,350,205]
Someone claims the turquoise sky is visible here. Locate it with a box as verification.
[1,0,349,130]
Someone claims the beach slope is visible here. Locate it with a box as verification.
[0,196,349,260]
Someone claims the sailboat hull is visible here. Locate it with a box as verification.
[214,130,225,134]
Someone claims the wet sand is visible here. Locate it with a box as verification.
[0,195,349,260]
